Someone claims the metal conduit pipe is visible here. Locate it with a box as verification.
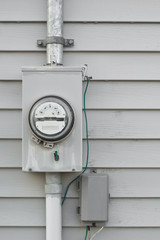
[47,0,63,65]
[46,1,63,239]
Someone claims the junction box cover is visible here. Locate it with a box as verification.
[22,66,85,172]
[80,173,109,225]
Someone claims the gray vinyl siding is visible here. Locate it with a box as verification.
[2,52,160,80]
[2,23,160,52]
[2,228,160,240]
[1,0,160,239]
[1,0,160,22]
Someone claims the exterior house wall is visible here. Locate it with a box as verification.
[1,0,160,239]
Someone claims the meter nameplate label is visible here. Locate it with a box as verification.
[36,121,65,135]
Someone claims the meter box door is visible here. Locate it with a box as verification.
[22,66,85,172]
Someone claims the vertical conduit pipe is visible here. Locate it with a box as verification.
[45,173,62,240]
[46,0,63,239]
[47,0,63,65]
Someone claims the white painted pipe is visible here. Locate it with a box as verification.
[46,193,62,240]
[45,173,62,240]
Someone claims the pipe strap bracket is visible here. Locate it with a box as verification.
[37,36,74,47]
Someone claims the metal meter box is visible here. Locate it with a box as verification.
[22,66,85,172]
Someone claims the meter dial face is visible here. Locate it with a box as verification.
[29,96,75,142]
[35,102,66,135]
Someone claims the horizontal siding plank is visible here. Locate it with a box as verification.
[2,228,160,240]
[6,81,160,109]
[0,23,46,52]
[3,110,160,139]
[85,110,160,139]
[63,228,160,240]
[0,199,45,226]
[1,199,160,227]
[1,0,160,22]
[2,169,160,198]
[67,23,160,51]
[2,140,160,168]
[0,0,46,22]
[0,81,21,109]
[83,140,160,168]
[64,52,160,80]
[64,199,160,227]
[1,23,160,51]
[0,169,45,197]
[85,81,160,109]
[0,110,21,138]
[2,52,160,80]
[0,227,45,240]
[0,140,21,167]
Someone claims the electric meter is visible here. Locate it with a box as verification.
[22,66,84,172]
[29,96,75,144]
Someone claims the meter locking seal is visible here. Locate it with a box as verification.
[28,96,75,143]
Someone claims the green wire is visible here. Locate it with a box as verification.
[61,77,90,206]
[85,226,89,240]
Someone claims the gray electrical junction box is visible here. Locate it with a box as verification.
[22,66,86,172]
[80,173,109,225]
